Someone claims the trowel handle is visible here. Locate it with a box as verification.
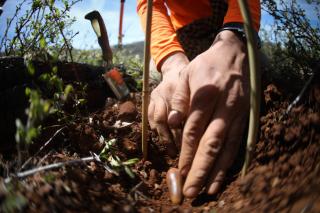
[85,10,113,67]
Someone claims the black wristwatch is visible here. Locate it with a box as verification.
[218,22,261,49]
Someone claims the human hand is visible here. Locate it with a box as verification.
[168,30,250,197]
[148,52,189,157]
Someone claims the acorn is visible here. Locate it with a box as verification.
[166,167,183,204]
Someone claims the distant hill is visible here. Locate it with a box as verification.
[0,41,145,65]
[70,40,144,65]
[119,41,144,58]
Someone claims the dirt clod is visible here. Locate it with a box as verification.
[118,101,137,121]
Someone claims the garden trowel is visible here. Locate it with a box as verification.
[85,10,129,100]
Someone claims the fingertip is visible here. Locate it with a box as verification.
[206,170,226,195]
[183,187,199,198]
[168,110,183,128]
[206,181,221,195]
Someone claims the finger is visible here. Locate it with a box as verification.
[182,103,235,198]
[168,69,190,128]
[171,128,182,149]
[206,115,247,195]
[148,100,156,130]
[203,80,249,195]
[178,86,218,178]
[154,97,177,157]
[157,124,177,157]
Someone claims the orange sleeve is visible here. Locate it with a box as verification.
[137,0,185,71]
[223,0,261,31]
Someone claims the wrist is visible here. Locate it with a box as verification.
[217,22,261,48]
[214,30,246,47]
[207,30,248,76]
[160,52,189,78]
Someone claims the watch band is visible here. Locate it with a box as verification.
[218,22,261,49]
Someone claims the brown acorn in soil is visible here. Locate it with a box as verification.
[166,167,183,204]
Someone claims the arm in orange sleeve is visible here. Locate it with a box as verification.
[223,0,261,31]
[137,0,185,71]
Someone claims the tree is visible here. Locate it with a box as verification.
[261,0,320,81]
[0,0,81,61]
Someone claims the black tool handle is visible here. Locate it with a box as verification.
[85,10,113,67]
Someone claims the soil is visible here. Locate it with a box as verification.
[0,58,319,212]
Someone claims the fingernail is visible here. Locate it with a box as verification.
[207,182,220,195]
[184,187,198,198]
[168,110,182,128]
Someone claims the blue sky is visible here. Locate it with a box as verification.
[68,0,145,49]
[0,0,145,49]
[0,0,318,50]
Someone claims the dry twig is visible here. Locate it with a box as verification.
[142,0,153,159]
[20,126,66,171]
[6,156,94,183]
[286,73,314,114]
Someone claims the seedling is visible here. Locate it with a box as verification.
[237,0,261,177]
[99,138,139,178]
[141,0,153,159]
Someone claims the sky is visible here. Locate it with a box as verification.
[68,0,145,49]
[0,0,318,50]
[0,0,145,49]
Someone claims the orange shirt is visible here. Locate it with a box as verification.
[137,0,261,70]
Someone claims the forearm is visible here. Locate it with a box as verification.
[224,0,261,31]
[137,0,185,71]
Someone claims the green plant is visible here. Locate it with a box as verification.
[73,48,144,89]
[0,183,27,213]
[15,36,70,146]
[15,64,76,146]
[72,48,103,66]
[0,0,81,61]
[15,88,52,145]
[113,49,143,90]
[6,0,85,147]
[237,0,260,177]
[99,138,139,178]
[261,0,320,79]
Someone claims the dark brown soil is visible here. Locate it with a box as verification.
[0,58,319,212]
[213,84,320,213]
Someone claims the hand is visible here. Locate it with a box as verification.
[168,30,250,197]
[148,52,189,157]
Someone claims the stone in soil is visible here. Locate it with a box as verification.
[118,101,137,121]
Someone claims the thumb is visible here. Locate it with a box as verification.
[168,69,190,128]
